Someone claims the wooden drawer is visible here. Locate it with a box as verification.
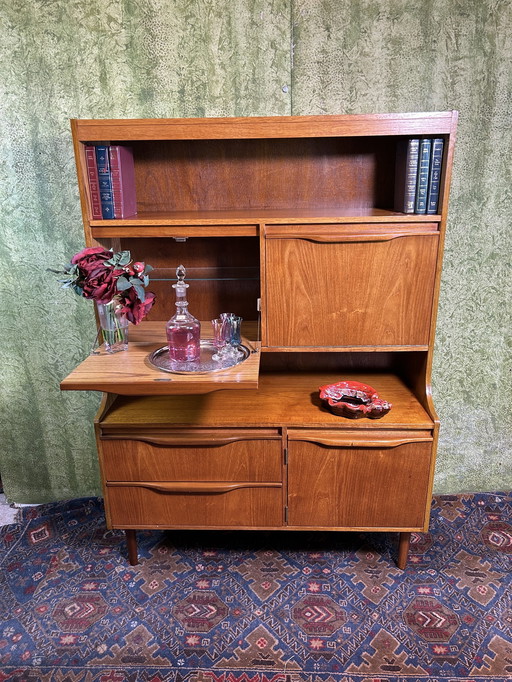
[100,430,282,482]
[105,482,283,528]
[287,429,433,529]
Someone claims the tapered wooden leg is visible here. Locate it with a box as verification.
[125,529,139,566]
[397,532,411,569]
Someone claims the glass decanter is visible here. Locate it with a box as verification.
[166,265,201,362]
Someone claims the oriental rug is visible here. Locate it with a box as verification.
[0,492,511,681]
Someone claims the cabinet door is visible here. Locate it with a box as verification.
[287,430,433,529]
[264,226,439,347]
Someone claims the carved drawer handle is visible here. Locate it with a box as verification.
[291,437,433,448]
[108,437,267,447]
[101,431,279,446]
[107,481,282,494]
[293,232,438,243]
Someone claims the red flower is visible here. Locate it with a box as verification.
[71,246,111,270]
[119,289,156,324]
[70,247,118,303]
[57,247,156,322]
[82,266,122,303]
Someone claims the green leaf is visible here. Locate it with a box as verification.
[131,280,146,301]
[116,277,132,291]
[107,250,131,268]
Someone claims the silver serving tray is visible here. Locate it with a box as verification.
[147,340,250,374]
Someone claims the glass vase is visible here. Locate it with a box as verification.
[96,301,129,353]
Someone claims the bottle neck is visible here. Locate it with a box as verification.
[173,283,190,314]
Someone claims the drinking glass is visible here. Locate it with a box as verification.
[211,318,229,361]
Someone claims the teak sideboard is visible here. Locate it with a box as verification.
[61,111,458,568]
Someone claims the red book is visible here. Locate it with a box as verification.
[85,145,102,219]
[109,146,137,218]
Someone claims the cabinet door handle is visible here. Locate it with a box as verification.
[290,437,433,448]
[107,481,282,494]
[287,232,438,243]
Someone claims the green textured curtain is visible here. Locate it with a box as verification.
[0,0,510,502]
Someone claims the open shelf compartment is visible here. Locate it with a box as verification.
[98,368,434,431]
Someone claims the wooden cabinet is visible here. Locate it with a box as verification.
[61,111,458,568]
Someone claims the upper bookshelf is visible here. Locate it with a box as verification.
[71,112,458,232]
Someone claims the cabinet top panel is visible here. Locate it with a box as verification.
[72,111,458,142]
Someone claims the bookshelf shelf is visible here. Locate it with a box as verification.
[89,209,441,240]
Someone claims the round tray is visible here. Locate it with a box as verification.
[147,340,250,375]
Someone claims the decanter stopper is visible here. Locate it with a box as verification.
[174,264,187,290]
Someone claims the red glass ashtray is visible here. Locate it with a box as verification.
[319,380,392,419]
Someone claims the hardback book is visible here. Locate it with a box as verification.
[394,138,420,213]
[426,138,444,214]
[109,145,137,218]
[95,145,115,219]
[414,138,432,214]
[84,146,102,220]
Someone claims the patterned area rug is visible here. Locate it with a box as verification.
[0,493,511,681]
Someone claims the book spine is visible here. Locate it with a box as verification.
[415,138,432,214]
[95,145,115,219]
[109,145,137,219]
[426,138,444,214]
[84,146,102,220]
[394,138,420,214]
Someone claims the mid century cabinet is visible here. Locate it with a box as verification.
[61,112,458,568]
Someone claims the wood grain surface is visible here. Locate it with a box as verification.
[99,370,434,430]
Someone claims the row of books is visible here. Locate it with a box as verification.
[85,145,137,219]
[394,137,444,215]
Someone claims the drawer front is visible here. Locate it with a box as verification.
[264,228,439,347]
[287,430,433,529]
[101,435,282,482]
[106,482,283,528]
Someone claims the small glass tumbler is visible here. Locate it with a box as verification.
[211,318,229,361]
[219,313,243,360]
